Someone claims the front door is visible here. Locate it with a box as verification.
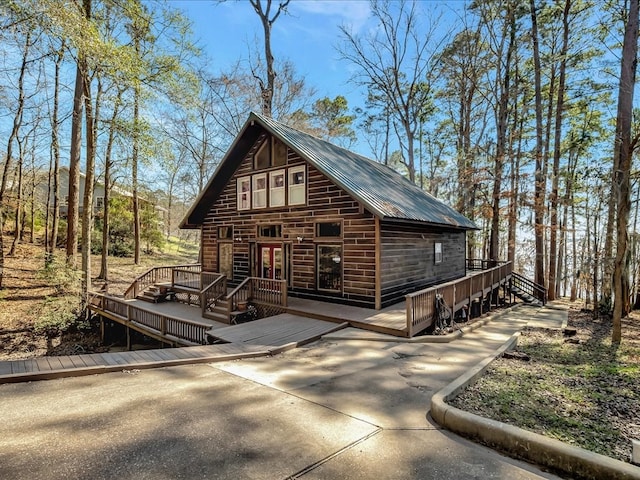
[260,244,282,280]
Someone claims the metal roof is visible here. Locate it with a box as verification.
[181,112,477,230]
[256,113,477,230]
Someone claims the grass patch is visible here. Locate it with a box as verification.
[450,305,640,463]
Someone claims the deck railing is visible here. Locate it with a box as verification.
[172,268,201,290]
[406,261,513,337]
[201,274,227,317]
[91,292,209,345]
[123,264,201,300]
[511,271,547,305]
[226,277,288,313]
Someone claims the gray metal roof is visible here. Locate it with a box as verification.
[255,113,477,230]
[181,112,477,230]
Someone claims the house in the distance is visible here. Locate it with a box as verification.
[181,112,477,310]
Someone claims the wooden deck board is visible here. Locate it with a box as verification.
[56,356,76,369]
[34,357,50,372]
[0,362,13,375]
[207,315,345,346]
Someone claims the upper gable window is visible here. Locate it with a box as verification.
[237,176,251,211]
[254,140,270,170]
[273,138,287,166]
[288,166,306,205]
[252,173,267,209]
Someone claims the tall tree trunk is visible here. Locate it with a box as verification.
[81,44,96,306]
[548,0,572,301]
[47,41,64,263]
[9,135,24,256]
[530,0,546,287]
[250,0,290,117]
[612,0,639,343]
[66,62,85,267]
[98,87,123,281]
[0,30,30,288]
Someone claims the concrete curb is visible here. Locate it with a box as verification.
[430,335,640,480]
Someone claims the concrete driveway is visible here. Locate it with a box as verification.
[0,314,562,479]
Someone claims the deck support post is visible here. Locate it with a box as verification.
[126,326,131,351]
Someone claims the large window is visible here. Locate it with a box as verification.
[253,173,267,209]
[273,138,288,166]
[317,245,342,292]
[236,166,306,211]
[269,170,285,207]
[289,166,306,205]
[237,177,251,210]
[254,140,270,170]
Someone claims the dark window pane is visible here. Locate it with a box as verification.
[258,224,282,237]
[318,245,342,291]
[316,222,341,237]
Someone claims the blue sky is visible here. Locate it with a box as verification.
[175,0,374,103]
[172,0,468,158]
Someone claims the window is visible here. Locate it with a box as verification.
[218,226,233,240]
[254,140,270,170]
[269,170,285,207]
[316,221,341,237]
[288,166,306,205]
[434,242,443,264]
[273,138,288,166]
[95,196,104,209]
[237,177,251,210]
[317,245,342,292]
[253,174,267,209]
[258,224,282,238]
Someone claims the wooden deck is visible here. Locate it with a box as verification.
[0,343,270,384]
[285,297,408,336]
[206,314,348,349]
[0,315,348,384]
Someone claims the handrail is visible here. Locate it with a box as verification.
[201,274,227,317]
[406,261,513,337]
[90,292,208,345]
[226,277,288,316]
[172,268,201,290]
[511,271,547,305]
[227,277,252,314]
[123,264,201,299]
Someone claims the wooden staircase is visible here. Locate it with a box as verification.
[509,272,546,306]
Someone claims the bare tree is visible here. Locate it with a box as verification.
[338,0,440,183]
[248,0,290,117]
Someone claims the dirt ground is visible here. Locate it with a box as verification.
[0,237,198,361]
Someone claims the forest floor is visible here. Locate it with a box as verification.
[0,236,198,360]
[451,299,640,464]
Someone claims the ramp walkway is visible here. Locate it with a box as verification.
[0,315,347,384]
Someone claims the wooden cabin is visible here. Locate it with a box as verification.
[181,112,477,310]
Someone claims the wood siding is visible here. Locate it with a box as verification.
[379,223,466,307]
[201,132,378,308]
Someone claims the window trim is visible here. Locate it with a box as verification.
[434,242,443,264]
[288,166,306,206]
[252,173,267,209]
[269,169,286,207]
[237,176,251,211]
[317,243,343,293]
[254,139,270,170]
[316,220,342,238]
